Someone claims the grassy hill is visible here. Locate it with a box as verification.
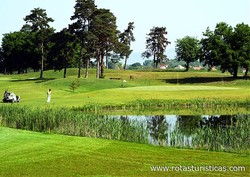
[0,69,249,176]
[0,68,249,108]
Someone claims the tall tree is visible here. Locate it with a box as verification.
[200,22,250,78]
[70,0,96,78]
[214,22,236,77]
[232,23,250,77]
[142,27,170,68]
[200,27,219,70]
[175,36,200,71]
[1,31,38,74]
[23,8,54,78]
[49,28,77,78]
[119,22,135,70]
[89,8,118,78]
[20,25,41,72]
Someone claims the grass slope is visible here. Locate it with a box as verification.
[0,69,249,176]
[0,69,249,108]
[0,127,249,177]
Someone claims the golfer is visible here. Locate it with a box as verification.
[47,89,52,103]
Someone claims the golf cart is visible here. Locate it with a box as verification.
[3,90,20,103]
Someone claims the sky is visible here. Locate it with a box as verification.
[0,0,249,63]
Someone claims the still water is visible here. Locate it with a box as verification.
[1,109,249,153]
[109,114,249,153]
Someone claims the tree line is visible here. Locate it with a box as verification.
[175,22,250,78]
[0,0,249,78]
[141,22,250,78]
[0,0,135,78]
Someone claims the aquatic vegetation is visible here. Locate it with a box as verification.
[0,105,148,144]
[0,105,249,153]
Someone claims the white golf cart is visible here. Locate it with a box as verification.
[3,90,20,103]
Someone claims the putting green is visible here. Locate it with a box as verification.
[118,85,239,91]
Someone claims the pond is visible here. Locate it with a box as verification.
[109,114,249,153]
[0,105,249,153]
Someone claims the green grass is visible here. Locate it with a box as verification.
[0,69,249,176]
[0,69,249,108]
[0,127,249,177]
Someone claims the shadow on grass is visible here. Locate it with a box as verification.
[162,77,240,84]
[11,78,56,83]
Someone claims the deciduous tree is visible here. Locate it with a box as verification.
[200,22,250,78]
[1,31,39,74]
[49,28,77,78]
[175,36,200,71]
[232,23,250,77]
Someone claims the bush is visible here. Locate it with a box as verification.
[69,79,80,92]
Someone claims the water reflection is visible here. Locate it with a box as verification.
[114,114,249,153]
[147,115,169,146]
[1,109,248,153]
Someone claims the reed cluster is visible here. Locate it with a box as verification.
[149,114,249,154]
[0,105,148,144]
[77,99,249,114]
[0,105,248,153]
[191,115,249,153]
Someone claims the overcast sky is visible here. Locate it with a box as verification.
[0,0,249,60]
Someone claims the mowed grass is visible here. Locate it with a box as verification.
[0,127,249,177]
[0,69,249,177]
[0,68,249,107]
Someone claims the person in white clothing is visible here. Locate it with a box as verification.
[47,89,52,103]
